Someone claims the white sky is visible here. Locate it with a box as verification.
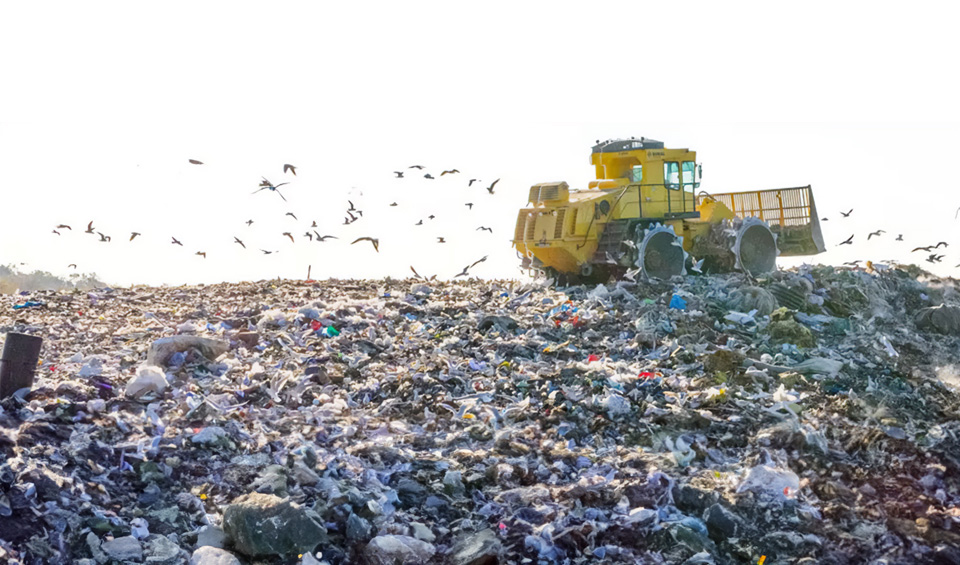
[2,1,959,286]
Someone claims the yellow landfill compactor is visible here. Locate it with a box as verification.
[513,138,826,283]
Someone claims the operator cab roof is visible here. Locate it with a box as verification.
[591,138,665,153]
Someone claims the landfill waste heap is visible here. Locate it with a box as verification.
[2,265,960,564]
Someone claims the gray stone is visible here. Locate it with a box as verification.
[190,546,241,565]
[101,535,143,562]
[410,522,436,543]
[195,525,226,549]
[142,534,184,564]
[704,503,740,540]
[86,532,107,564]
[365,535,436,565]
[222,492,327,557]
[447,529,502,565]
[346,513,372,541]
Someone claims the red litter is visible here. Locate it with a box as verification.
[587,354,600,363]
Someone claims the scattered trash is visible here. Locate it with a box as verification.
[0,265,958,563]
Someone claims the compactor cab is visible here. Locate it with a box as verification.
[513,137,825,282]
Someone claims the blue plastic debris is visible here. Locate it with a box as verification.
[669,294,687,310]
[12,301,44,310]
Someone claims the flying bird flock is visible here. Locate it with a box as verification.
[831,207,958,268]
[49,159,500,278]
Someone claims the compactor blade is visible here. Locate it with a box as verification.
[637,224,687,279]
[733,217,778,275]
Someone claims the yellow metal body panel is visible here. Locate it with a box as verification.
[514,139,823,275]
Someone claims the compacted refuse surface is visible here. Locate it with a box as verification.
[3,265,960,564]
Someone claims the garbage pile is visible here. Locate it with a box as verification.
[2,264,960,564]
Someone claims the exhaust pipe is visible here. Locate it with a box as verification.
[0,333,43,399]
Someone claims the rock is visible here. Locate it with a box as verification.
[447,529,503,565]
[364,535,436,565]
[190,546,241,565]
[346,513,372,541]
[86,531,107,564]
[143,534,185,564]
[410,522,436,543]
[726,286,778,316]
[222,492,327,557]
[125,364,168,400]
[396,478,428,508]
[915,305,960,335]
[195,525,226,549]
[704,504,740,540]
[101,535,143,562]
[147,335,229,366]
[477,316,518,332]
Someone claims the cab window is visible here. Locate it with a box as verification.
[681,161,699,192]
[630,165,643,183]
[664,162,679,189]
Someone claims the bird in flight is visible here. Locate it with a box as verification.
[315,233,337,241]
[408,165,425,170]
[936,241,949,248]
[896,234,903,241]
[428,215,436,220]
[840,209,853,217]
[912,245,934,252]
[56,224,72,230]
[52,229,60,236]
[838,234,854,245]
[843,260,861,267]
[130,232,141,241]
[393,171,404,178]
[260,249,275,255]
[303,231,313,241]
[390,202,398,207]
[253,177,290,201]
[234,237,246,249]
[97,232,111,242]
[424,174,435,180]
[437,237,446,243]
[171,237,183,246]
[311,220,318,228]
[415,220,423,226]
[283,164,297,175]
[347,200,357,211]
[487,179,500,194]
[441,169,460,176]
[867,230,885,240]
[68,264,77,269]
[282,232,295,243]
[468,179,479,187]
[189,159,203,165]
[927,254,945,263]
[85,222,95,234]
[469,255,487,269]
[465,203,474,210]
[246,219,254,226]
[351,237,379,252]
[286,212,298,221]
[196,251,207,258]
[477,226,493,233]
[454,265,471,278]
[410,266,435,281]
